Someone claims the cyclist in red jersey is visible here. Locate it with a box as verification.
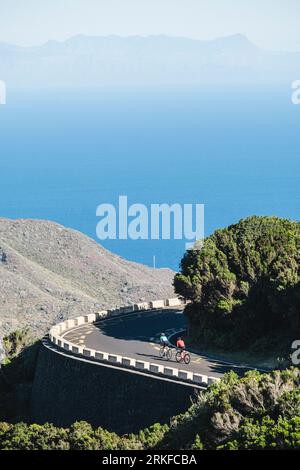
[175,337,190,364]
[176,337,185,350]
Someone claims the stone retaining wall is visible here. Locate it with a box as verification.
[31,344,199,433]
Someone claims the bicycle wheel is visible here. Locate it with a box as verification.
[175,351,182,363]
[159,347,165,358]
[184,353,191,365]
[166,348,173,361]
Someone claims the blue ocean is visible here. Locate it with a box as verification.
[0,86,299,270]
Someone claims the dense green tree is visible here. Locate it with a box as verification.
[0,422,69,450]
[138,423,169,449]
[174,216,300,349]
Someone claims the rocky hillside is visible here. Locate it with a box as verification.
[0,218,174,336]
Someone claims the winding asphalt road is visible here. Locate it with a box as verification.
[61,309,255,378]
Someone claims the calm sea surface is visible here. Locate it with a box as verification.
[0,86,299,270]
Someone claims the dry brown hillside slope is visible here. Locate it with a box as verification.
[0,218,175,336]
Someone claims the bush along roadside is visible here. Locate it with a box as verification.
[0,329,40,423]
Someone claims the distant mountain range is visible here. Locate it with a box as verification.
[0,219,174,336]
[0,34,299,87]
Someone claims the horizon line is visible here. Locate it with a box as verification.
[0,32,259,50]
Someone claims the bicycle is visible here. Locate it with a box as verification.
[159,345,173,361]
[175,349,191,364]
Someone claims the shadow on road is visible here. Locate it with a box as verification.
[91,309,255,377]
[95,309,186,344]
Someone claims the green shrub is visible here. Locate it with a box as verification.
[174,216,300,351]
[219,416,300,450]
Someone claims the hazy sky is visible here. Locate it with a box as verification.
[0,0,300,50]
